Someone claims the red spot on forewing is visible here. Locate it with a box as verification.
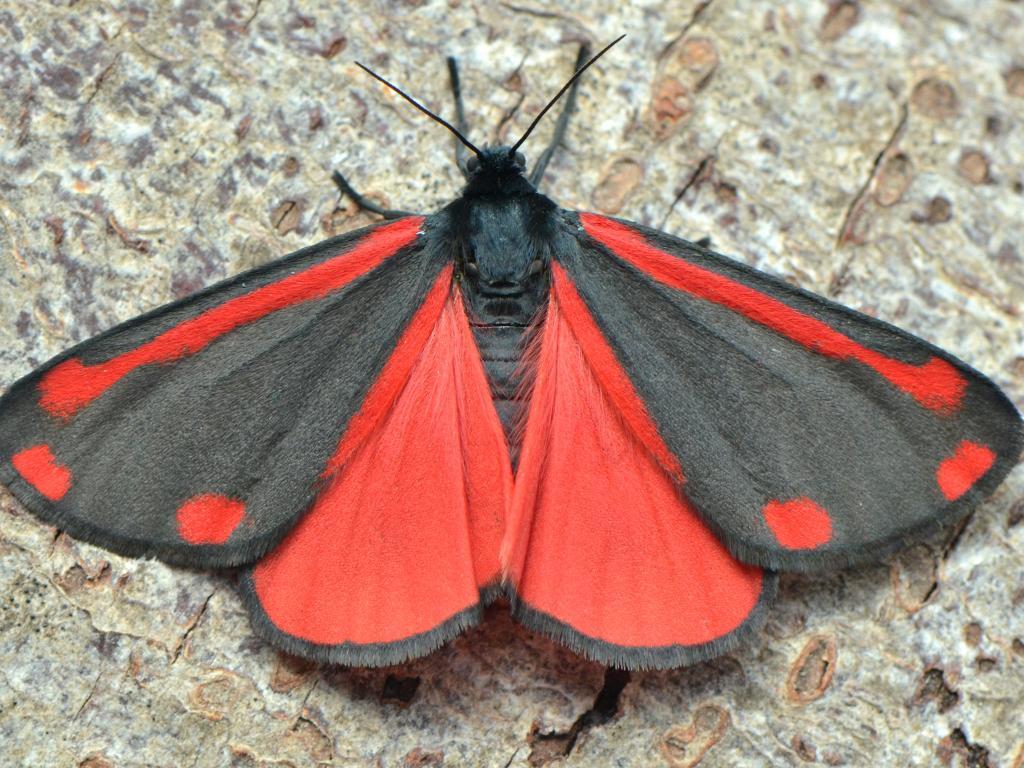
[763,498,833,550]
[936,441,995,501]
[580,214,967,412]
[253,272,510,645]
[37,217,423,420]
[12,444,72,501]
[177,494,246,544]
[505,275,764,648]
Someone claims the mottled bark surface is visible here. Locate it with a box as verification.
[1,1,1022,766]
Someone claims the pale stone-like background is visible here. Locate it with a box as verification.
[1,1,1022,766]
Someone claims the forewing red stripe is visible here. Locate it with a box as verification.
[580,214,966,412]
[324,264,454,476]
[550,263,683,482]
[37,217,424,420]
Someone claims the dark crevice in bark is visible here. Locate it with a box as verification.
[381,674,421,704]
[527,667,630,765]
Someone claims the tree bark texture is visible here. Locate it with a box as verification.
[0,1,1022,766]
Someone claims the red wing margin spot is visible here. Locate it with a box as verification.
[936,440,996,501]
[580,214,967,413]
[37,217,424,420]
[504,266,766,663]
[762,498,833,550]
[177,494,246,545]
[250,268,511,652]
[12,444,71,501]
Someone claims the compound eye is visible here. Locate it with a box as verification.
[466,155,480,173]
[462,246,479,275]
[514,151,526,168]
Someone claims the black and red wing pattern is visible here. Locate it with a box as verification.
[0,217,443,568]
[240,281,511,664]
[551,212,1022,572]
[5,199,1018,669]
[503,265,775,668]
[0,214,515,664]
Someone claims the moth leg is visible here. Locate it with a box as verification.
[446,57,471,179]
[695,236,713,249]
[528,44,590,188]
[331,171,416,219]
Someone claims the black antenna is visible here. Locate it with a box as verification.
[355,62,482,157]
[509,34,625,155]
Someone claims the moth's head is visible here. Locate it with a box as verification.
[461,147,535,197]
[466,146,526,176]
[353,36,625,203]
[455,194,554,324]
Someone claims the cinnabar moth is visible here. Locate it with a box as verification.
[1,39,1020,669]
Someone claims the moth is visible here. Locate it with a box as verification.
[1,39,1020,670]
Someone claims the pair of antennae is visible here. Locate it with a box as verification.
[354,35,625,159]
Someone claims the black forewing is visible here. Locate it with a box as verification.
[558,212,1022,571]
[0,218,451,568]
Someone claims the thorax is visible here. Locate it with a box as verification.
[445,191,558,451]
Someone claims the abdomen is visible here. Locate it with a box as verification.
[470,314,546,468]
